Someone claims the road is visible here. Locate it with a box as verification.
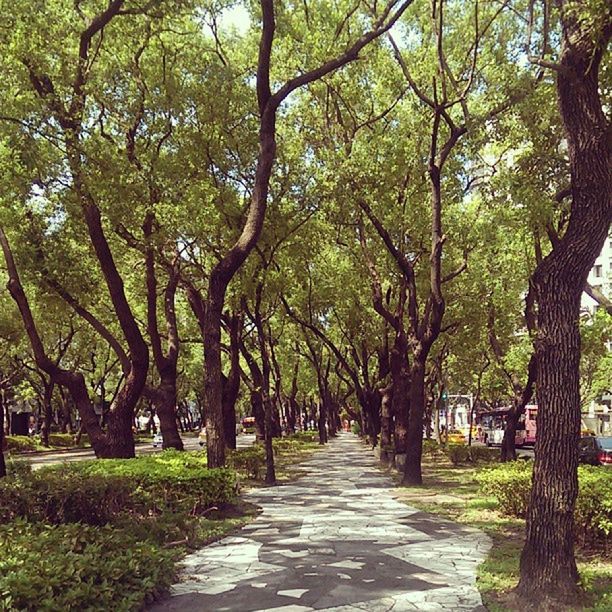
[14,433,256,470]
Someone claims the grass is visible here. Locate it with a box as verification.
[389,450,611,611]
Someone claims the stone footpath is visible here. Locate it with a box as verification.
[150,432,491,611]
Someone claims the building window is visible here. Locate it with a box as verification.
[594,265,602,277]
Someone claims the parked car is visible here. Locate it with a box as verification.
[578,436,612,466]
[152,433,163,448]
[446,429,467,445]
[199,428,206,447]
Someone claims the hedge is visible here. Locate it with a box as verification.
[445,444,499,465]
[4,435,40,452]
[227,434,320,480]
[0,452,238,525]
[478,462,612,545]
[0,521,175,611]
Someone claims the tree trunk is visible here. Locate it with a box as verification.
[0,389,6,479]
[222,313,242,450]
[500,407,520,462]
[380,382,393,464]
[517,1,610,601]
[203,282,226,467]
[40,380,54,447]
[156,380,184,451]
[402,360,426,485]
[264,395,276,484]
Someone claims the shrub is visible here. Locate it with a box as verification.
[5,457,32,479]
[227,446,265,479]
[289,431,319,443]
[445,444,499,465]
[0,452,239,525]
[5,436,40,452]
[351,421,361,435]
[478,462,612,545]
[422,439,441,456]
[47,433,88,448]
[0,471,134,525]
[575,466,612,544]
[50,452,239,515]
[0,520,175,611]
[477,461,532,517]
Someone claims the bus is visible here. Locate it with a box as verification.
[241,416,256,434]
[477,407,527,447]
[524,404,537,445]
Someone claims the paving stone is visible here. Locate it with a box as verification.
[148,433,491,612]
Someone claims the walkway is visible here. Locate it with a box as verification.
[151,433,491,611]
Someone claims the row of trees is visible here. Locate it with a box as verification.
[0,0,609,606]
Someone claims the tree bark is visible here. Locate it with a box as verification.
[517,0,611,601]
[144,219,183,451]
[402,359,427,484]
[40,379,54,447]
[0,387,6,479]
[222,313,242,449]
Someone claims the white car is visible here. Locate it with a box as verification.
[152,433,163,448]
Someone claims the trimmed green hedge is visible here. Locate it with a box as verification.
[0,451,238,525]
[445,444,499,465]
[478,462,612,544]
[228,446,266,479]
[288,431,319,442]
[0,521,175,611]
[4,435,40,452]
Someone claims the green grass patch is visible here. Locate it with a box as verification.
[392,453,611,611]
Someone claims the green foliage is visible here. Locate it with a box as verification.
[0,520,176,612]
[576,467,612,544]
[0,452,238,524]
[478,463,612,544]
[445,445,499,465]
[5,436,41,452]
[422,439,441,456]
[227,446,265,479]
[5,456,32,479]
[288,431,319,443]
[47,433,87,448]
[477,461,533,517]
[227,434,320,480]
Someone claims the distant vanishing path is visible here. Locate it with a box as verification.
[151,432,491,611]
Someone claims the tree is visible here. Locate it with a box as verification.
[517,0,611,603]
[201,0,414,467]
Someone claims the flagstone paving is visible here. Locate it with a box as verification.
[150,432,491,611]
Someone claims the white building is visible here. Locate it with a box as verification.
[582,230,612,311]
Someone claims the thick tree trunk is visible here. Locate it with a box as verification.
[156,380,184,451]
[517,1,610,601]
[392,370,410,454]
[518,289,585,601]
[500,408,520,462]
[203,287,226,467]
[402,360,426,485]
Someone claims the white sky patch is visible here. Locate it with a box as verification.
[220,4,251,36]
